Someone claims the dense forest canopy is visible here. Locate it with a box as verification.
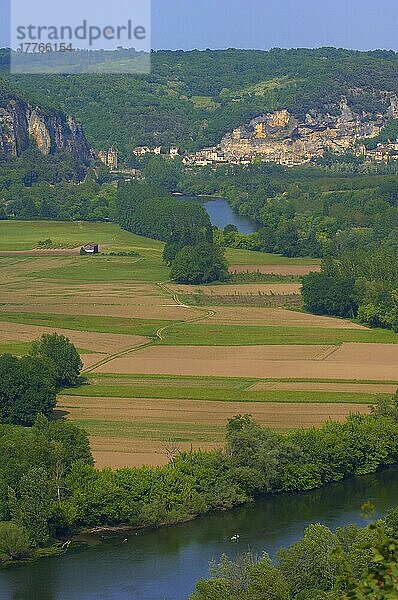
[3,47,398,156]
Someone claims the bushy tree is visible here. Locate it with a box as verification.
[191,551,289,600]
[9,467,54,545]
[170,241,228,284]
[0,354,56,425]
[301,272,357,318]
[30,333,83,388]
[0,521,32,561]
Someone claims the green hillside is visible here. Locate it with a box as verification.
[3,47,398,158]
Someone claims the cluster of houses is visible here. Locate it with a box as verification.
[132,146,181,159]
[356,142,398,163]
[97,138,398,173]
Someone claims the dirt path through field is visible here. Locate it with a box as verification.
[0,321,148,354]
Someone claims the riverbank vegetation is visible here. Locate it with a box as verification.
[1,396,398,566]
[190,508,398,599]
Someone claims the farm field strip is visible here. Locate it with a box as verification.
[59,396,370,426]
[2,221,397,468]
[0,220,165,252]
[157,323,398,346]
[60,396,369,468]
[69,419,226,443]
[229,264,321,275]
[0,321,148,354]
[85,373,398,387]
[60,386,387,403]
[225,248,321,265]
[170,282,303,295]
[93,343,398,381]
[0,312,171,337]
[198,307,368,329]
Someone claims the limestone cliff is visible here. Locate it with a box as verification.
[220,93,398,166]
[0,95,92,163]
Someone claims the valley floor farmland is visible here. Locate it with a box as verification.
[1,221,397,467]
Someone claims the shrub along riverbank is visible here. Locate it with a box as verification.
[191,507,398,599]
[1,395,398,565]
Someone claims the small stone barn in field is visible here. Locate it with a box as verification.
[81,242,99,254]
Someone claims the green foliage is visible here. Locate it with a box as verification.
[302,248,398,331]
[0,416,92,555]
[140,155,183,192]
[0,521,32,561]
[340,520,398,599]
[30,333,83,388]
[301,272,357,318]
[7,48,398,155]
[191,551,289,600]
[370,392,398,422]
[1,408,398,568]
[0,354,56,425]
[170,242,229,284]
[277,524,342,595]
[191,518,398,600]
[116,181,212,248]
[10,467,54,545]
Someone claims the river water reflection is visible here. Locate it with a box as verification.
[1,467,397,600]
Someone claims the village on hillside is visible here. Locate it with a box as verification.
[98,98,398,171]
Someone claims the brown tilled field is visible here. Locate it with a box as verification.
[59,395,369,468]
[93,343,398,381]
[2,233,397,469]
[0,321,147,354]
[170,283,302,295]
[201,306,368,329]
[229,264,321,275]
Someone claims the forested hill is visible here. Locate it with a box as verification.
[3,47,398,158]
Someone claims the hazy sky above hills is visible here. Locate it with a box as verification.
[153,0,398,51]
[1,0,398,52]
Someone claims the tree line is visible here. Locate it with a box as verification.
[1,392,398,564]
[178,163,398,260]
[302,247,398,332]
[117,181,229,283]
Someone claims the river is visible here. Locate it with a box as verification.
[1,466,397,600]
[176,195,259,234]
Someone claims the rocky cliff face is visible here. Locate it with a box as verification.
[0,95,92,163]
[221,93,398,166]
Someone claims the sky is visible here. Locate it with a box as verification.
[2,0,398,51]
[153,0,398,51]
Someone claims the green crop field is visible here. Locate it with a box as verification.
[160,323,398,346]
[63,381,387,404]
[28,255,169,282]
[0,220,164,252]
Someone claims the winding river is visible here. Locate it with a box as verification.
[176,195,259,234]
[1,467,398,600]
